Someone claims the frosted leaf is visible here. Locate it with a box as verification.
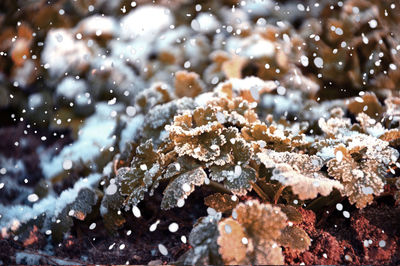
[271,163,343,200]
[119,140,163,207]
[380,129,400,147]
[385,97,400,123]
[356,113,385,138]
[252,240,284,265]
[215,77,276,103]
[318,108,352,137]
[210,165,256,196]
[52,188,98,242]
[177,213,223,265]
[161,167,207,210]
[257,149,323,174]
[327,135,399,208]
[135,82,172,112]
[242,123,308,152]
[174,70,205,98]
[144,100,197,146]
[166,106,226,162]
[217,218,247,264]
[41,29,90,78]
[235,200,287,241]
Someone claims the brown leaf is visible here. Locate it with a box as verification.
[205,193,238,213]
[217,218,248,264]
[174,70,204,98]
[277,226,311,251]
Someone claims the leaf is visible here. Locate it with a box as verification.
[176,213,223,265]
[348,92,384,119]
[174,70,205,98]
[271,163,343,200]
[210,165,257,196]
[318,107,352,137]
[235,200,287,241]
[242,123,307,152]
[217,218,248,264]
[119,140,163,207]
[204,193,238,213]
[52,188,98,242]
[257,149,323,173]
[327,135,399,208]
[252,240,284,265]
[100,187,126,232]
[277,204,303,224]
[167,107,226,162]
[161,167,207,210]
[277,226,311,251]
[224,166,257,196]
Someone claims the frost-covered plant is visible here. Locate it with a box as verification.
[177,200,310,265]
[327,135,398,208]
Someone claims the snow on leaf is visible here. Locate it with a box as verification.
[318,107,352,138]
[166,106,225,162]
[257,149,323,173]
[52,188,98,242]
[251,240,285,265]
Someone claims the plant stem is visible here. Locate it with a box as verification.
[251,182,269,202]
[273,185,286,204]
[207,181,232,194]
